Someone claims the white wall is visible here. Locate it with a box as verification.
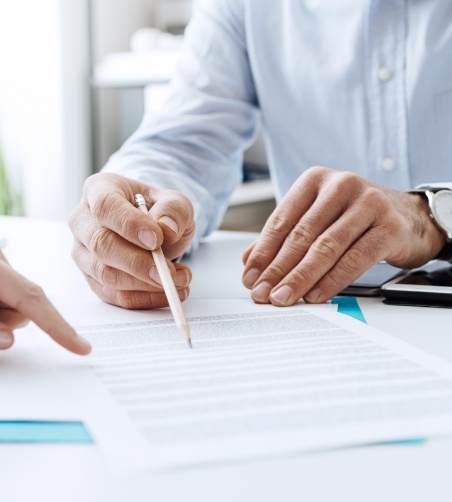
[0,0,91,220]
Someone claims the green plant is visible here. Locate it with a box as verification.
[0,141,24,216]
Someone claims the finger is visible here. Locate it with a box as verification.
[242,241,257,265]
[75,241,192,293]
[72,242,191,292]
[147,189,195,256]
[242,168,327,288]
[0,261,91,355]
[85,275,190,310]
[71,209,182,287]
[303,229,387,303]
[0,322,14,350]
[268,210,381,307]
[248,194,344,302]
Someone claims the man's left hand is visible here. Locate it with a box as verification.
[242,166,446,306]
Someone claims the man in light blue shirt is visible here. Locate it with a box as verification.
[70,0,452,309]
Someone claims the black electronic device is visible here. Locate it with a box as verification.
[381,261,452,306]
[340,262,407,297]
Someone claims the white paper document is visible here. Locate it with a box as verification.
[38,299,452,472]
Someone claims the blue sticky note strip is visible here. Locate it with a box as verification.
[332,297,367,324]
[0,421,93,444]
[383,438,426,446]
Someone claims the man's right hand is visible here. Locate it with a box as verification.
[69,173,195,309]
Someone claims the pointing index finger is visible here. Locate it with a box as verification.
[0,261,91,355]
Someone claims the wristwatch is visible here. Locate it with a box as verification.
[411,183,452,260]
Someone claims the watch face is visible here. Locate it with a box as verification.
[432,190,452,234]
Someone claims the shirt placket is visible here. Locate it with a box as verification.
[365,0,410,189]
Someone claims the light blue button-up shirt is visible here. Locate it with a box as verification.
[105,0,452,248]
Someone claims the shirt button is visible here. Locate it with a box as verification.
[378,67,393,82]
[382,157,396,171]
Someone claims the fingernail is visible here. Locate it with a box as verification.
[0,330,13,349]
[305,288,321,304]
[76,334,92,352]
[243,268,261,288]
[138,229,157,249]
[174,269,190,288]
[149,266,162,286]
[251,282,273,303]
[159,216,179,236]
[270,285,293,306]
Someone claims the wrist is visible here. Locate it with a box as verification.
[409,191,450,261]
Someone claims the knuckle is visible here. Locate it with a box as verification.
[115,290,136,309]
[334,249,374,285]
[287,267,311,287]
[311,234,341,260]
[68,202,90,235]
[338,170,361,186]
[361,186,385,208]
[86,276,112,303]
[83,173,99,189]
[264,261,289,282]
[67,207,78,230]
[305,165,330,180]
[343,248,369,270]
[95,261,118,287]
[24,281,46,301]
[124,251,147,277]
[90,192,115,220]
[289,223,317,248]
[325,268,349,290]
[87,277,135,309]
[90,227,113,258]
[114,290,154,310]
[71,241,83,265]
[162,190,194,217]
[330,171,364,198]
[15,281,46,311]
[266,214,291,234]
[246,246,272,269]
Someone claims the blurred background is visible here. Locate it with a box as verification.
[0,0,274,230]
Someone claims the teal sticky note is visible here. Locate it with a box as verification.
[332,297,367,324]
[383,438,426,446]
[369,437,426,448]
[0,421,93,444]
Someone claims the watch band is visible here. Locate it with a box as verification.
[435,242,452,261]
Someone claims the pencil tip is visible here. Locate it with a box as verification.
[179,324,192,348]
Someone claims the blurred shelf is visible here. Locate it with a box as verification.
[229,179,274,206]
[92,51,179,88]
[221,179,275,232]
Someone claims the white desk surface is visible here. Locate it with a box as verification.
[1,216,452,502]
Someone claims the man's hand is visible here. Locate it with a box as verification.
[69,173,195,309]
[0,251,91,354]
[242,166,446,306]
